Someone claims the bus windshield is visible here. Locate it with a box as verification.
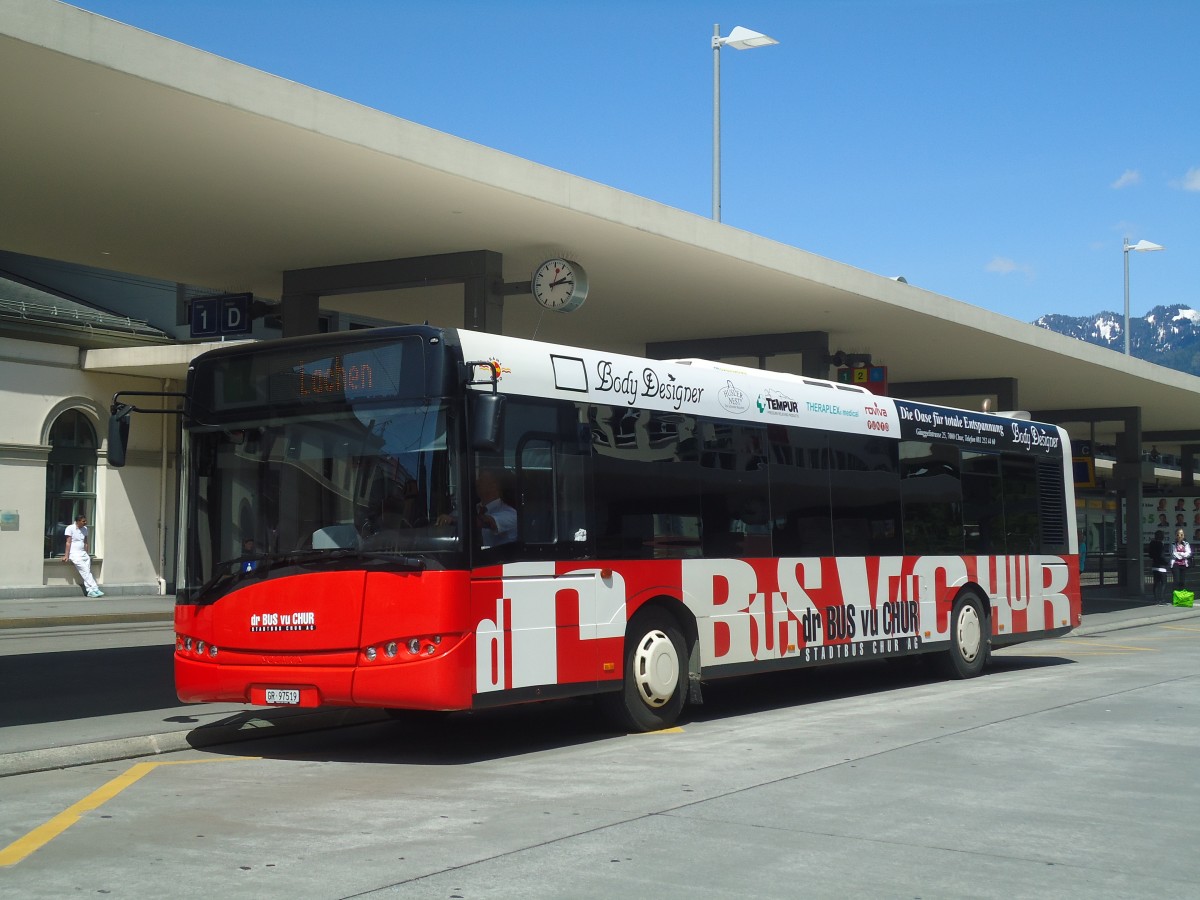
[182,399,461,602]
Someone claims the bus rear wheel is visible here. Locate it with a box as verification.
[600,609,687,733]
[939,590,989,679]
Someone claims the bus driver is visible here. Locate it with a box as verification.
[473,469,517,548]
[435,468,516,548]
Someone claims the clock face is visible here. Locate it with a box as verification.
[531,258,588,313]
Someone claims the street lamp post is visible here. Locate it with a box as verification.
[712,24,778,222]
[1123,238,1165,355]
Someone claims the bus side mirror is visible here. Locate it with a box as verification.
[469,392,505,452]
[108,405,133,468]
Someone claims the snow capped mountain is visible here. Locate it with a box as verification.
[1034,304,1200,374]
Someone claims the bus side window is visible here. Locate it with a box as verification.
[700,422,770,558]
[768,426,833,558]
[588,406,700,560]
[962,451,1003,554]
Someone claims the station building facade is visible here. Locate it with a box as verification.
[1,249,1194,600]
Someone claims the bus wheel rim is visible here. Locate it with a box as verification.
[633,629,679,708]
[957,604,982,663]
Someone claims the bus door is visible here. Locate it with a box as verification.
[469,399,602,700]
[472,565,620,699]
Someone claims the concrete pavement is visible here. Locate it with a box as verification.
[0,593,175,629]
[1,587,1196,778]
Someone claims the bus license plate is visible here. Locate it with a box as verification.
[265,689,300,705]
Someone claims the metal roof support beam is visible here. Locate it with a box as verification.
[1143,430,1200,488]
[888,378,1018,410]
[1142,429,1200,443]
[1115,415,1146,595]
[280,250,505,337]
[645,331,830,378]
[1181,446,1200,489]
[1031,406,1140,425]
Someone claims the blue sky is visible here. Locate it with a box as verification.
[69,0,1199,324]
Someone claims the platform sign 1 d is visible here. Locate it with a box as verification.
[190,292,253,338]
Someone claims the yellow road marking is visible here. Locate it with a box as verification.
[638,726,684,734]
[1007,648,1139,657]
[1084,642,1157,651]
[1052,650,1146,657]
[0,756,255,868]
[1162,625,1200,633]
[1054,639,1157,651]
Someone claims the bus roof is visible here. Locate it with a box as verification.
[454,329,1067,458]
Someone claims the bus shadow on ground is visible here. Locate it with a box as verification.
[0,644,177,726]
[687,651,1075,725]
[189,700,614,765]
[188,652,1074,767]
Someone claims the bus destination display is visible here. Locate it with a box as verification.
[205,339,414,411]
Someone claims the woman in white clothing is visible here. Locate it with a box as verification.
[62,513,103,597]
[1171,527,1193,592]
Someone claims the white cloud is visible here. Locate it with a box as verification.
[1111,169,1141,189]
[1177,167,1200,191]
[985,257,1034,278]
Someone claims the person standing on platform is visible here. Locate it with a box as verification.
[62,513,103,597]
[1147,530,1170,604]
[1170,527,1192,593]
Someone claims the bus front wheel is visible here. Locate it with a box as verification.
[938,591,989,679]
[600,609,687,733]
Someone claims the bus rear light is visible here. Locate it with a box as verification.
[405,636,443,655]
[175,634,218,659]
[411,635,444,656]
[359,633,458,663]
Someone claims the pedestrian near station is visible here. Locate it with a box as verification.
[1147,530,1171,605]
[62,513,103,597]
[1169,527,1193,606]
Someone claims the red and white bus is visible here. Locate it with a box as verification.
[111,325,1080,731]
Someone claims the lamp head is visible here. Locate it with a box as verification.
[720,26,779,50]
[1127,239,1165,253]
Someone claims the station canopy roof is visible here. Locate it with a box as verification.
[2,1,1197,452]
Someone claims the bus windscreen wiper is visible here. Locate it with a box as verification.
[266,548,426,571]
[197,548,425,599]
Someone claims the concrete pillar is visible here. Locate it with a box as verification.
[1114,420,1145,595]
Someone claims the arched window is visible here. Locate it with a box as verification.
[44,410,98,558]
